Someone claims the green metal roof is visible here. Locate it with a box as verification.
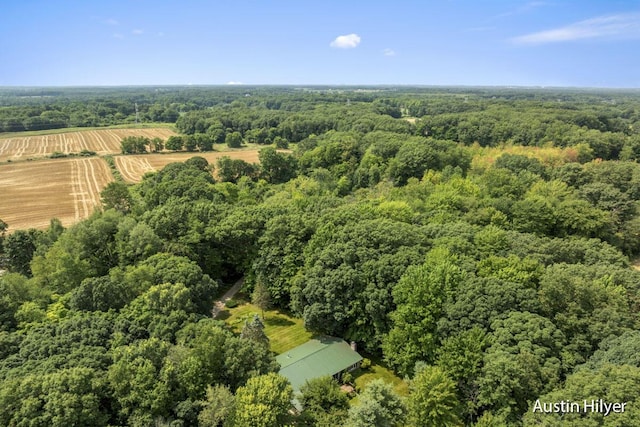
[276,336,363,392]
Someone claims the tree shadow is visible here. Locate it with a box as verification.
[216,310,231,321]
[265,316,295,327]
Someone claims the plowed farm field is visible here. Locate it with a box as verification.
[115,150,262,182]
[0,128,176,161]
[0,158,113,230]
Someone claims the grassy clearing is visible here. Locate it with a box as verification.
[352,357,409,399]
[220,301,314,355]
[0,122,175,139]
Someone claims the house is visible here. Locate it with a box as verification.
[276,336,362,394]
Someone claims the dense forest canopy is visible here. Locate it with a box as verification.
[1,86,640,426]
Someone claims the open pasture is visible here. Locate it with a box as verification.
[0,158,113,230]
[115,150,261,182]
[0,128,176,161]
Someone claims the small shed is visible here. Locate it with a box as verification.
[277,336,362,393]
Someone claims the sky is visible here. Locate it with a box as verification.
[1,0,640,87]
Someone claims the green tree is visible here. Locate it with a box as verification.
[115,282,196,342]
[299,376,349,423]
[259,147,297,184]
[101,181,133,213]
[407,365,462,427]
[226,131,243,148]
[383,248,465,376]
[523,364,640,426]
[296,216,427,351]
[436,327,487,422]
[241,314,269,346]
[273,136,289,148]
[478,312,566,421]
[3,229,42,276]
[120,135,149,154]
[69,275,132,312]
[185,155,210,172]
[0,218,7,251]
[108,338,175,425]
[230,373,293,427]
[198,384,234,427]
[252,280,272,319]
[538,263,634,368]
[216,156,258,183]
[165,135,184,151]
[0,272,43,332]
[184,134,197,152]
[0,367,110,427]
[175,319,278,394]
[346,379,406,427]
[150,137,164,152]
[493,153,547,178]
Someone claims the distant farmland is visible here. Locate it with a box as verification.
[115,151,261,182]
[0,128,177,161]
[0,157,113,230]
[0,126,272,230]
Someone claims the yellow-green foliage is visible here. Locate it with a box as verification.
[470,143,579,173]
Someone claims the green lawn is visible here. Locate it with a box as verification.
[221,301,314,355]
[349,357,409,406]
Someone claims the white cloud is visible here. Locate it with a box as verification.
[227,81,243,85]
[512,13,640,45]
[106,18,119,26]
[132,29,144,35]
[383,48,396,56]
[330,33,361,49]
[157,32,165,37]
[112,33,124,39]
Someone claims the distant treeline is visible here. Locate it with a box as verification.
[3,87,640,163]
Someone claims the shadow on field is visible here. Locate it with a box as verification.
[265,316,295,327]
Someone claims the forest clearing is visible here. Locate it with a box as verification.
[0,157,113,230]
[0,127,176,161]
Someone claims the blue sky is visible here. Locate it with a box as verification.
[1,0,640,87]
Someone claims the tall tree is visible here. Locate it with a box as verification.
[299,375,349,424]
[226,131,243,148]
[3,229,42,276]
[230,373,293,427]
[241,314,269,346]
[198,384,235,427]
[252,281,272,319]
[383,248,465,376]
[101,181,133,213]
[407,365,462,427]
[346,379,406,427]
[259,147,297,184]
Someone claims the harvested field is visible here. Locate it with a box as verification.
[0,128,177,161]
[115,150,262,182]
[0,158,113,230]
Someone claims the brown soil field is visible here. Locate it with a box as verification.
[0,128,177,162]
[0,158,113,230]
[115,150,262,183]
